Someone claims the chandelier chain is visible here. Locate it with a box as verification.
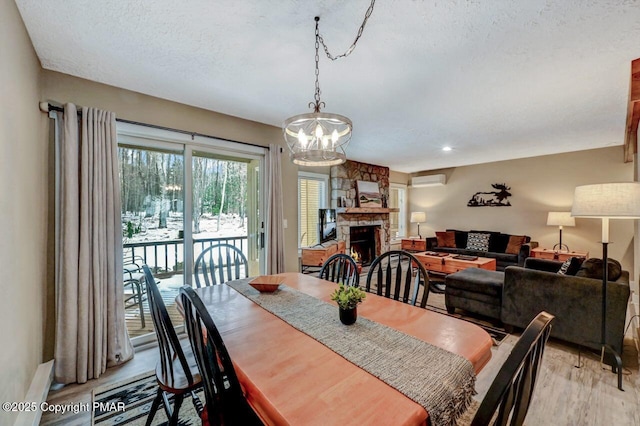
[317,0,376,61]
[312,17,323,112]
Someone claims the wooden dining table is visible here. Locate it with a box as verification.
[189,272,493,425]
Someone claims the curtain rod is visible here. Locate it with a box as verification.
[42,102,278,152]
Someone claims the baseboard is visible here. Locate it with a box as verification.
[14,360,54,426]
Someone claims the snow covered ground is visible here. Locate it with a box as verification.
[123,212,249,274]
[123,212,247,243]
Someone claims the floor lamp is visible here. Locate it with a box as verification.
[571,182,640,391]
[547,211,575,253]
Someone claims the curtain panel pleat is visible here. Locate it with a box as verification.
[54,104,133,384]
[265,144,285,274]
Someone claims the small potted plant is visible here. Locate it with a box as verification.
[330,283,366,325]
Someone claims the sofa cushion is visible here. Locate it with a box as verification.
[575,258,622,281]
[524,257,563,272]
[435,231,456,248]
[490,252,519,263]
[505,235,526,255]
[557,256,584,276]
[466,232,490,251]
[446,229,468,248]
[488,233,510,253]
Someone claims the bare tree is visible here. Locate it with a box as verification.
[216,161,229,231]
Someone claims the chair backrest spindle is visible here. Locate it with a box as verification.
[194,243,249,288]
[365,250,430,308]
[319,253,360,286]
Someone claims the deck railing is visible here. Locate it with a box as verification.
[123,236,248,277]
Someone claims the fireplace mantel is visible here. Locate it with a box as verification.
[336,207,399,214]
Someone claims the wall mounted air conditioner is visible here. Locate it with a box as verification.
[411,174,446,187]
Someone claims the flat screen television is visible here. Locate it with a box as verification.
[318,208,337,244]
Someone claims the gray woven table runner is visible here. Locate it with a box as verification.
[228,279,476,426]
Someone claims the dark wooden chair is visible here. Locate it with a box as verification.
[194,243,249,288]
[180,286,263,425]
[123,256,146,328]
[319,253,360,286]
[142,265,203,426]
[471,311,555,426]
[365,250,430,308]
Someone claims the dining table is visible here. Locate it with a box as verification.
[187,272,493,426]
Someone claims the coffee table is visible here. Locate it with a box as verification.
[413,252,497,292]
[414,252,497,274]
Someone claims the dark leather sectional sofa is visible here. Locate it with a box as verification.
[427,229,538,271]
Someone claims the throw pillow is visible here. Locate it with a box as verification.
[466,232,490,251]
[557,258,572,275]
[447,229,468,248]
[435,231,456,248]
[557,257,584,275]
[575,258,622,281]
[566,256,585,275]
[488,233,510,253]
[505,235,526,255]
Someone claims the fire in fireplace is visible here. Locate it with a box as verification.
[349,226,377,266]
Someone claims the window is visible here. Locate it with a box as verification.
[298,172,329,247]
[389,183,407,238]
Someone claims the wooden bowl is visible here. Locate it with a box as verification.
[249,275,284,293]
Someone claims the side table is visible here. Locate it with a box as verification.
[401,238,427,253]
[530,247,588,262]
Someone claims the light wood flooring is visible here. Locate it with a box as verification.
[41,321,639,425]
[124,288,182,338]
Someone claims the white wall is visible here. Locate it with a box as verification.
[409,146,636,293]
[0,1,48,424]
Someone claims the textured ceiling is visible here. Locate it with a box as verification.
[15,0,640,173]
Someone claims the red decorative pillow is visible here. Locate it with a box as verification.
[505,235,526,255]
[435,231,456,248]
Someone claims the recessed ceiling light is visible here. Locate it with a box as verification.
[442,146,452,152]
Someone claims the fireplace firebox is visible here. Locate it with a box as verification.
[349,226,377,266]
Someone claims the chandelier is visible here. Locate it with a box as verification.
[283,1,376,166]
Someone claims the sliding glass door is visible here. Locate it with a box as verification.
[117,123,265,340]
[189,150,263,282]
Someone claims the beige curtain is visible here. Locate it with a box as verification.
[54,104,133,384]
[265,144,285,273]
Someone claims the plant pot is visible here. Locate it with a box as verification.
[339,307,357,325]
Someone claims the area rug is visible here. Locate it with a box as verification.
[92,373,202,425]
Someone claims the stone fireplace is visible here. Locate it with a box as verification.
[330,161,391,259]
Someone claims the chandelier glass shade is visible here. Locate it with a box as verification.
[283,4,376,167]
[283,111,352,166]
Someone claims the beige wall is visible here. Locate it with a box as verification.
[389,170,410,185]
[41,71,301,274]
[0,1,48,424]
[409,146,636,292]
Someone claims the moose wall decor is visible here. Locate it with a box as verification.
[467,183,512,207]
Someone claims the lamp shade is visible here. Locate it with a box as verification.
[410,211,426,223]
[546,212,575,227]
[571,183,640,218]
